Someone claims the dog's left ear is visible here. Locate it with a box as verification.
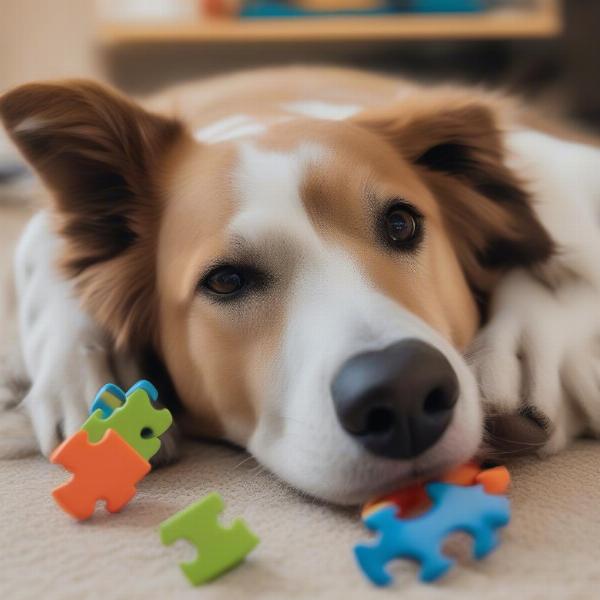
[0,80,183,348]
[352,90,554,291]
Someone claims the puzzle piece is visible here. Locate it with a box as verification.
[82,385,172,460]
[160,492,259,585]
[90,380,158,418]
[444,462,511,495]
[50,429,150,520]
[355,482,511,585]
[362,462,510,518]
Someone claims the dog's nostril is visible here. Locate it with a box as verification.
[365,406,395,434]
[423,386,451,415]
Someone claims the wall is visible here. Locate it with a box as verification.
[0,0,100,91]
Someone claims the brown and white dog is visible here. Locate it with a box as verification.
[2,67,600,504]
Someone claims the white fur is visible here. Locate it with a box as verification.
[194,114,266,144]
[233,142,482,503]
[469,130,600,453]
[11,212,142,456]
[230,141,325,240]
[282,101,361,121]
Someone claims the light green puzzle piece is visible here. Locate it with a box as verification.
[81,387,172,460]
[160,492,259,585]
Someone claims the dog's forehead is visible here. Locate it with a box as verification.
[228,127,437,244]
[229,140,327,241]
[159,122,437,303]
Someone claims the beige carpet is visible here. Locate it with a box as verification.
[1,204,600,600]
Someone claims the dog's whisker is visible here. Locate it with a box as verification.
[484,433,547,448]
[231,454,258,471]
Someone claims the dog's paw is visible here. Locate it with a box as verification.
[22,341,116,456]
[468,316,557,457]
[468,270,600,457]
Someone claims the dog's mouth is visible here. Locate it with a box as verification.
[365,455,463,500]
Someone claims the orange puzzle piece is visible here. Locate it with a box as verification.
[363,462,511,518]
[50,429,151,520]
[443,462,511,495]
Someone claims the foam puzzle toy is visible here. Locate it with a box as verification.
[51,379,172,520]
[90,380,158,418]
[160,492,260,585]
[362,462,511,518]
[355,482,511,585]
[82,385,172,461]
[50,429,151,520]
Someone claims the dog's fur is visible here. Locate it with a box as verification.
[2,67,600,504]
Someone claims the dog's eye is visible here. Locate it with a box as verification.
[199,264,270,301]
[202,266,246,296]
[383,203,422,249]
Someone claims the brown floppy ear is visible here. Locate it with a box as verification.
[352,90,554,294]
[0,80,183,348]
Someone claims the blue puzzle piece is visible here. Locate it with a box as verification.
[90,380,158,418]
[354,482,511,585]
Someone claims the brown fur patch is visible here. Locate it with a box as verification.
[352,88,555,300]
[0,80,183,348]
[289,119,480,349]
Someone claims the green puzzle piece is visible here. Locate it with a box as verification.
[81,387,172,460]
[160,492,259,585]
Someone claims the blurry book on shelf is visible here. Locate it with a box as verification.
[240,0,488,19]
[205,0,518,19]
[96,0,537,21]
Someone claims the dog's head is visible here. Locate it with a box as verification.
[0,80,553,503]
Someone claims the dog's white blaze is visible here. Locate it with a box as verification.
[258,252,483,502]
[221,141,327,443]
[283,101,361,121]
[230,141,482,503]
[230,141,325,240]
[194,114,267,144]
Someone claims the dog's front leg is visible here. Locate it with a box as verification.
[471,131,600,456]
[13,211,180,464]
[14,212,123,456]
[468,269,600,457]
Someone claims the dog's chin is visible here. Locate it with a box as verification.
[250,378,484,506]
[315,457,470,506]
[252,433,481,506]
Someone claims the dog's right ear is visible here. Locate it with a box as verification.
[0,81,183,348]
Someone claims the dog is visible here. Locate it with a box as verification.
[2,66,600,504]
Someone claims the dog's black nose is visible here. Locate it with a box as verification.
[331,339,459,459]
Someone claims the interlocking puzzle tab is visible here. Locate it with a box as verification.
[160,492,260,585]
[51,429,151,521]
[355,482,511,586]
[90,380,158,418]
[82,385,172,461]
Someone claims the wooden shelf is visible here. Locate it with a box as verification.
[98,0,562,45]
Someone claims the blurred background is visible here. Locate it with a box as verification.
[0,0,598,128]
